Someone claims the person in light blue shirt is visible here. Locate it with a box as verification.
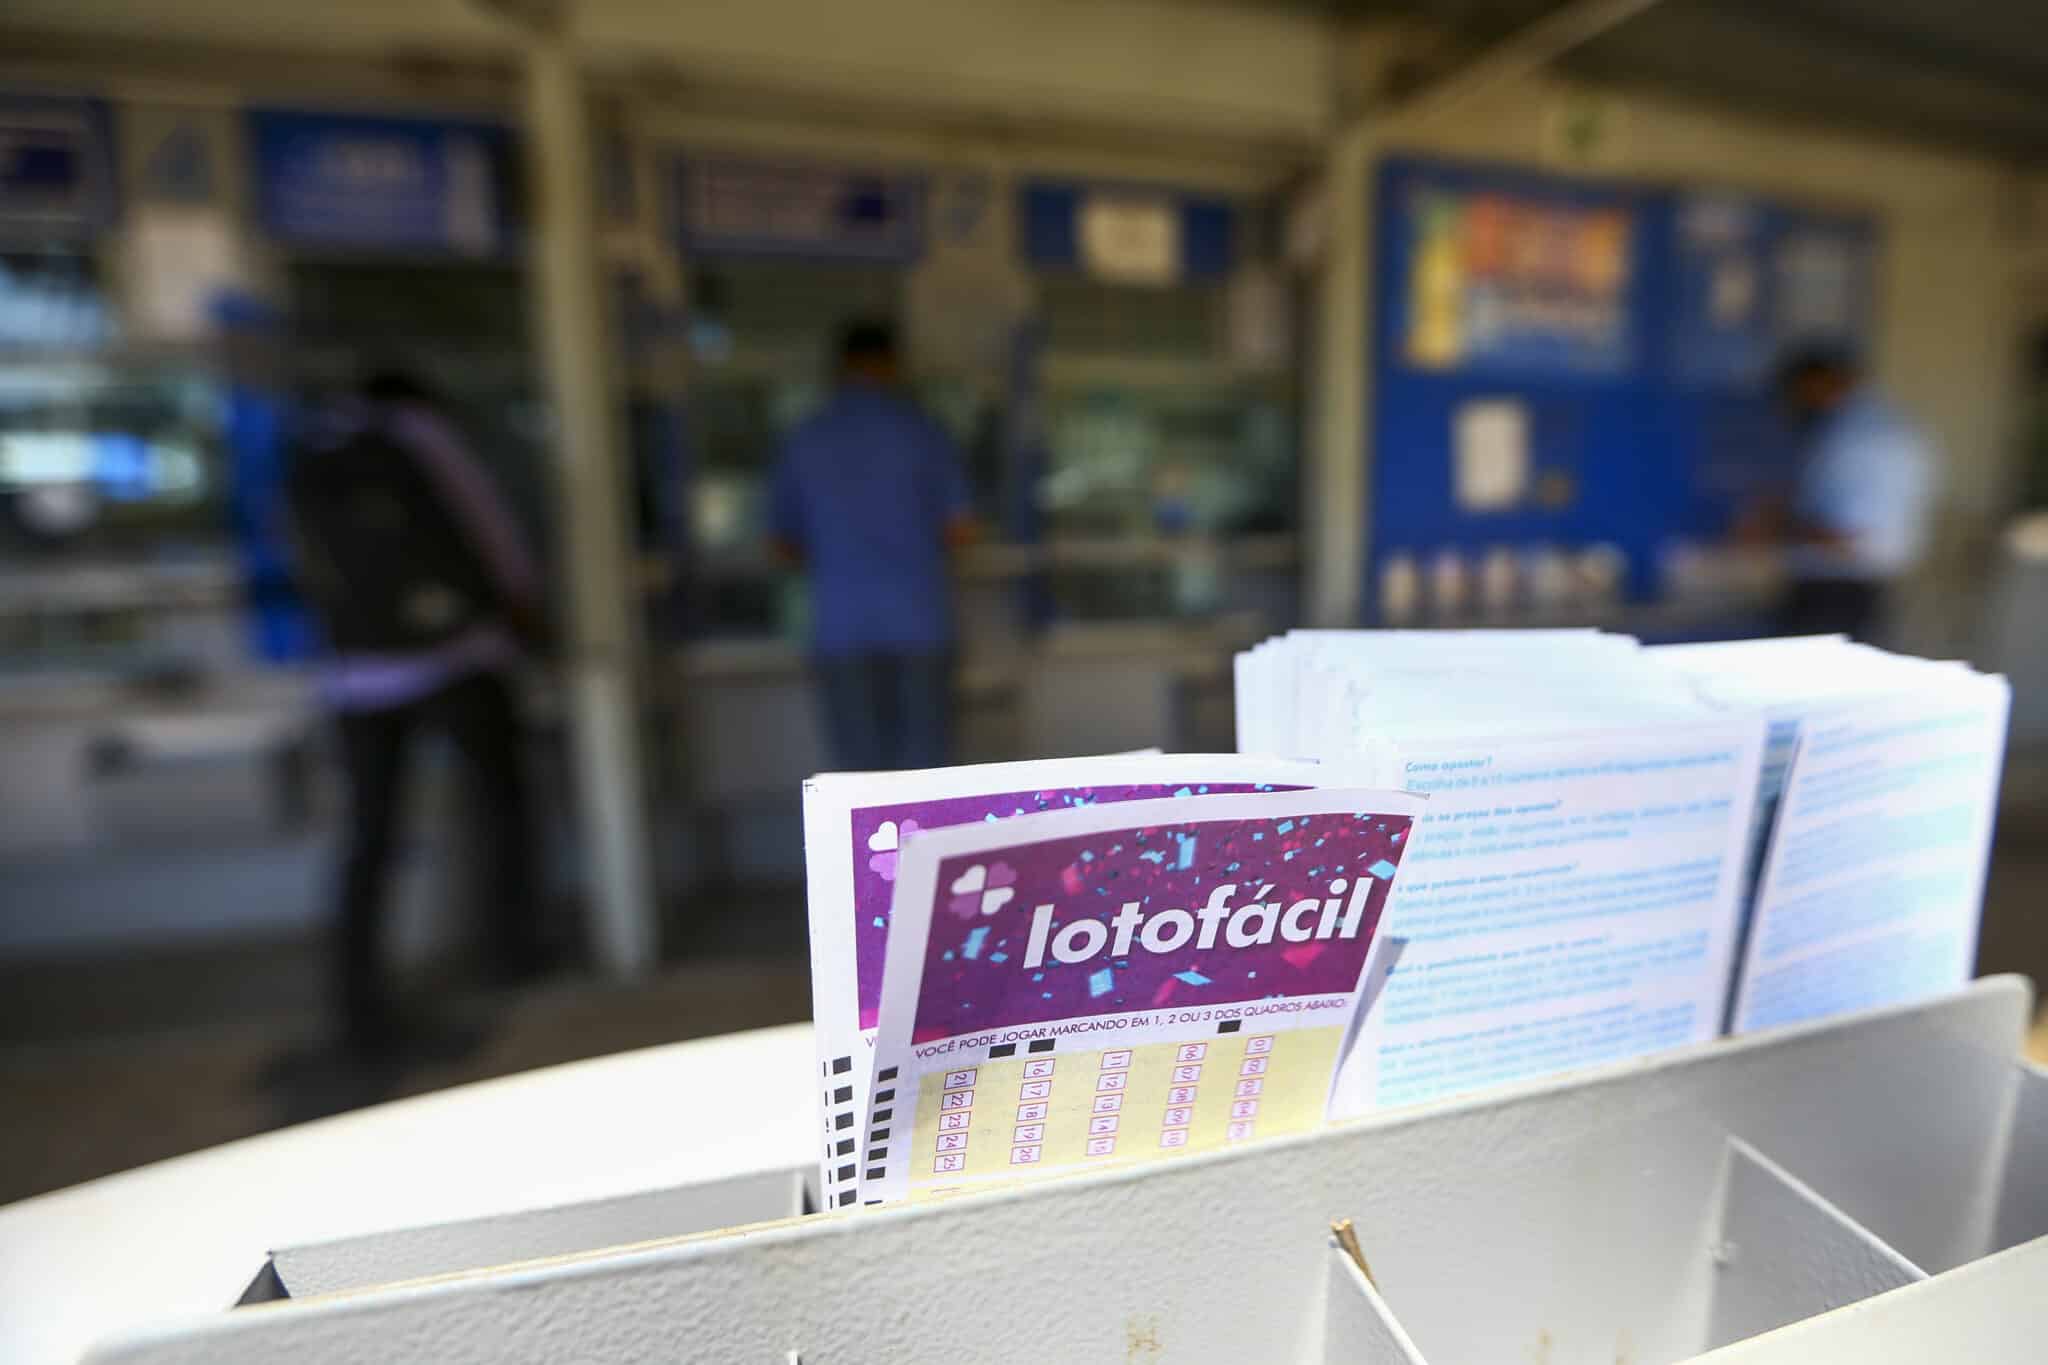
[771,320,974,770]
[1768,347,1937,640]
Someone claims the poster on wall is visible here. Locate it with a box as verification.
[1670,194,1771,389]
[248,110,514,254]
[1670,195,1877,391]
[1398,171,1635,377]
[1774,216,1875,350]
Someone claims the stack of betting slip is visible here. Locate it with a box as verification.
[1237,628,2007,1108]
[1646,635,2008,1034]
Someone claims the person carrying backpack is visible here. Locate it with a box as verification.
[286,369,550,1060]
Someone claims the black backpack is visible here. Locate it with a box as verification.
[286,414,503,655]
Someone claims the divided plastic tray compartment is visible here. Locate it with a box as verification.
[1679,1058,2048,1364]
[1316,1132,1926,1363]
[1317,1056,2048,1363]
[1990,1059,2048,1256]
[89,978,2043,1365]
[239,1168,810,1303]
[1684,1236,2048,1363]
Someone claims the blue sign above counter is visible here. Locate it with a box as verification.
[1021,181,1234,284]
[0,94,118,238]
[674,157,923,262]
[248,110,516,255]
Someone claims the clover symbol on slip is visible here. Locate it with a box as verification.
[947,862,1018,919]
[866,819,920,881]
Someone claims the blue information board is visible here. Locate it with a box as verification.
[674,157,924,262]
[248,109,516,254]
[1368,156,1878,611]
[0,93,117,237]
[1371,157,1661,599]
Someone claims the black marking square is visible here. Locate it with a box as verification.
[832,1056,853,1075]
[1218,1019,1243,1034]
[1028,1038,1056,1054]
[878,1066,898,1081]
[834,1085,853,1103]
[988,1043,1017,1058]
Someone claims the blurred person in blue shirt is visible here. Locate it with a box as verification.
[1763,347,1936,641]
[771,321,974,770]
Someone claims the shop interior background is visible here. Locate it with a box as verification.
[5,0,2048,1204]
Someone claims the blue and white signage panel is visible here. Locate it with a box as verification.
[1669,194,1774,390]
[1021,180,1234,283]
[0,94,117,236]
[675,157,923,262]
[1667,194,1879,390]
[248,110,514,254]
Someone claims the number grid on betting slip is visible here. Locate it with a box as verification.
[899,1024,1337,1198]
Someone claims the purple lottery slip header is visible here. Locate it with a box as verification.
[849,782,1294,1029]
[909,806,1414,1043]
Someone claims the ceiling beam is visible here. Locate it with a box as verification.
[1354,0,1669,134]
[1708,0,2048,116]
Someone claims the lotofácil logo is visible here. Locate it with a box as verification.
[1020,878,1377,970]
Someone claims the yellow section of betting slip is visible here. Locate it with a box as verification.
[906,1025,1341,1200]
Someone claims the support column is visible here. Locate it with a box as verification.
[522,34,657,976]
[1308,125,1374,628]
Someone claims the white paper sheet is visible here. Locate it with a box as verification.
[1453,398,1531,511]
[1231,628,2009,1100]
